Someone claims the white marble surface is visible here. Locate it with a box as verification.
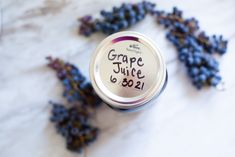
[1,0,235,157]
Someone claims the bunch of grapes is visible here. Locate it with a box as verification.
[79,1,156,36]
[47,57,102,152]
[154,7,228,89]
[50,102,99,152]
[47,56,102,107]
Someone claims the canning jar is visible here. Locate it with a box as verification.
[90,31,167,111]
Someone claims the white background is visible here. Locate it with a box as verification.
[1,0,235,157]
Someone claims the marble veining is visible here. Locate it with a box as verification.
[1,0,235,157]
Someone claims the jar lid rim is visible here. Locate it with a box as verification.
[90,31,167,109]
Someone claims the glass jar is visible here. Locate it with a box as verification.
[90,31,167,111]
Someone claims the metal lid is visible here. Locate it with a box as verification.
[90,31,166,110]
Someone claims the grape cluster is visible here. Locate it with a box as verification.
[154,7,228,89]
[47,56,102,107]
[50,102,99,152]
[47,57,103,152]
[79,1,156,36]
